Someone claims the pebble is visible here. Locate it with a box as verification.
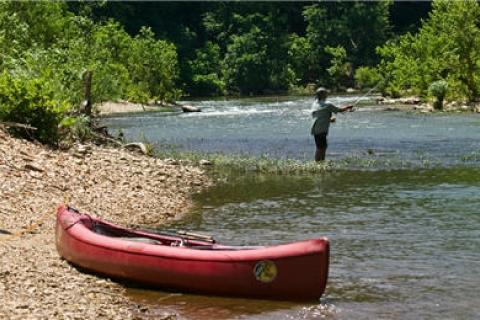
[0,128,211,319]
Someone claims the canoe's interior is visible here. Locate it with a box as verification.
[92,221,195,247]
[90,220,263,250]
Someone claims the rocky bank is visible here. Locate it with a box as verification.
[0,127,211,319]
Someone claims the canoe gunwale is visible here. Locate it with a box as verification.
[58,205,329,262]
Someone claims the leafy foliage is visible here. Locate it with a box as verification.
[62,1,435,97]
[0,71,70,144]
[377,0,480,101]
[58,115,92,145]
[125,27,180,104]
[223,25,270,95]
[325,46,352,88]
[429,80,448,110]
[215,10,295,95]
[302,2,392,87]
[354,66,382,90]
[188,42,225,97]
[0,1,181,145]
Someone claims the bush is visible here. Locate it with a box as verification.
[0,71,71,144]
[58,115,92,146]
[429,80,448,110]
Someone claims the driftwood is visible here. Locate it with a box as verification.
[0,121,37,131]
[90,131,123,146]
[89,131,151,155]
[123,142,150,155]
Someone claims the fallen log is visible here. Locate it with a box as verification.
[0,121,37,131]
[123,142,151,155]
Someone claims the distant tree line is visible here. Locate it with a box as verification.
[84,1,431,97]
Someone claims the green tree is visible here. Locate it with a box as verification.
[217,9,295,95]
[223,24,269,95]
[325,45,352,88]
[378,0,480,101]
[0,0,182,146]
[188,42,225,96]
[126,27,179,104]
[288,34,313,87]
[0,1,67,52]
[303,2,392,87]
[429,80,448,110]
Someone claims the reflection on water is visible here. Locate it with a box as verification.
[104,97,480,319]
[126,289,336,320]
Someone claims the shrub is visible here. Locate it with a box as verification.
[325,45,353,88]
[429,80,448,110]
[58,115,92,146]
[0,71,70,144]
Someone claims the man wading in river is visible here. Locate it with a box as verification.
[311,87,353,161]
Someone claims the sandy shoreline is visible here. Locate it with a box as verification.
[0,128,211,319]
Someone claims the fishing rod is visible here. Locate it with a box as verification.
[330,76,389,122]
[351,75,391,110]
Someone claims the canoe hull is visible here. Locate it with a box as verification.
[56,206,329,301]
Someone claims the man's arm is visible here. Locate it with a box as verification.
[327,103,353,113]
[330,105,353,122]
[339,105,354,112]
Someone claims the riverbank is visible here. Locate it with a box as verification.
[376,96,480,113]
[0,128,211,319]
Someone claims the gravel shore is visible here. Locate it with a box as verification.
[0,128,211,319]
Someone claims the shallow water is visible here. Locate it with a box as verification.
[104,96,480,166]
[105,97,480,319]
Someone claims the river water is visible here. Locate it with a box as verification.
[104,96,480,319]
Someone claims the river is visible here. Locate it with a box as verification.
[104,96,480,319]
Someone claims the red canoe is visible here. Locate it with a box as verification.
[56,205,329,301]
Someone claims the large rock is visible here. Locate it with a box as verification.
[181,105,201,112]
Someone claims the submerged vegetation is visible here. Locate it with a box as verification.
[153,148,479,175]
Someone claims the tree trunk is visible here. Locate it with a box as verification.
[82,71,93,117]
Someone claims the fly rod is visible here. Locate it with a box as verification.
[351,75,391,109]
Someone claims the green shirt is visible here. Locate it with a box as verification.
[310,99,341,135]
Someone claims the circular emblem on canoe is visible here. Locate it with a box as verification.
[253,260,277,283]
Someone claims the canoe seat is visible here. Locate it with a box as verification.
[118,237,163,245]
